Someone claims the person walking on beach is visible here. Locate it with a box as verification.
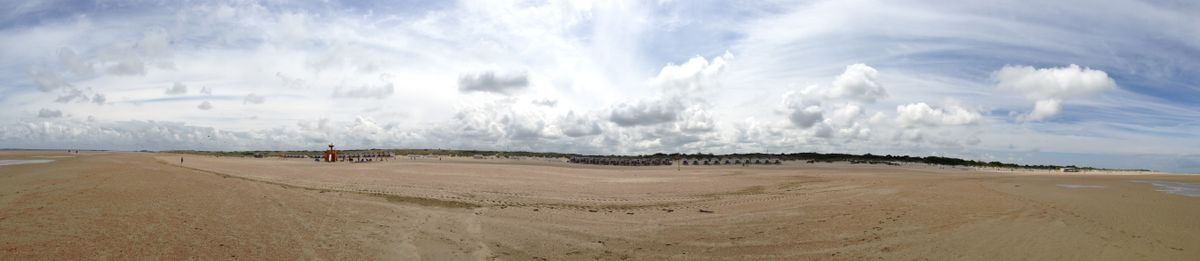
[180,157,184,165]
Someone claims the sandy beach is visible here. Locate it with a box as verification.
[1,151,1197,260]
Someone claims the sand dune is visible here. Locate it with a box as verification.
[1,152,1197,260]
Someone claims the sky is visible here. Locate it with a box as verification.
[1,0,1198,173]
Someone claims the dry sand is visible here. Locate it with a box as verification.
[1,151,1198,260]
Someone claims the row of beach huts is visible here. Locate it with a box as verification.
[681,158,782,165]
[569,157,675,166]
[568,157,783,166]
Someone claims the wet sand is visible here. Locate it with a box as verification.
[1,151,1197,260]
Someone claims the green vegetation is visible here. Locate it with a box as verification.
[166,149,1147,172]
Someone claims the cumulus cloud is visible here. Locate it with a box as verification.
[781,90,823,128]
[653,52,732,94]
[445,100,556,143]
[55,87,90,103]
[676,105,715,133]
[992,64,1116,121]
[333,82,394,99]
[827,104,863,126]
[0,119,257,151]
[602,52,734,147]
[165,82,187,95]
[561,112,603,137]
[609,99,682,127]
[788,106,824,128]
[531,98,557,107]
[92,94,106,105]
[243,93,265,104]
[895,102,981,127]
[1022,99,1060,122]
[828,64,887,103]
[37,109,63,118]
[458,71,529,95]
[795,64,887,104]
[813,124,834,138]
[197,101,213,110]
[276,72,306,89]
[778,64,889,130]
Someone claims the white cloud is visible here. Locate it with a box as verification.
[55,87,89,103]
[608,98,682,127]
[200,86,213,96]
[828,64,887,103]
[37,108,62,118]
[332,82,395,99]
[165,82,187,95]
[442,99,556,144]
[813,124,833,138]
[993,64,1116,99]
[788,106,823,129]
[531,98,557,107]
[992,64,1116,121]
[275,72,306,89]
[777,64,888,130]
[895,102,980,127]
[0,119,262,151]
[560,112,603,137]
[1021,99,1061,122]
[243,93,265,104]
[780,90,823,129]
[787,64,888,105]
[92,93,106,105]
[458,71,529,95]
[197,101,213,110]
[653,52,732,94]
[827,104,863,126]
[676,105,715,133]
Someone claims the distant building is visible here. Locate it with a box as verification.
[1061,167,1079,172]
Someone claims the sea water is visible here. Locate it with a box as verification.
[1132,180,1200,198]
[0,159,54,166]
[1056,184,1106,189]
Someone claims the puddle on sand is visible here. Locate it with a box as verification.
[1057,184,1106,189]
[0,159,55,166]
[1131,180,1200,198]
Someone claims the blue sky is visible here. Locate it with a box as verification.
[1,0,1198,173]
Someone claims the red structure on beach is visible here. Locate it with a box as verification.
[323,144,338,162]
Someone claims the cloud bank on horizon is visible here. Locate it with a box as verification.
[1,0,1198,172]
